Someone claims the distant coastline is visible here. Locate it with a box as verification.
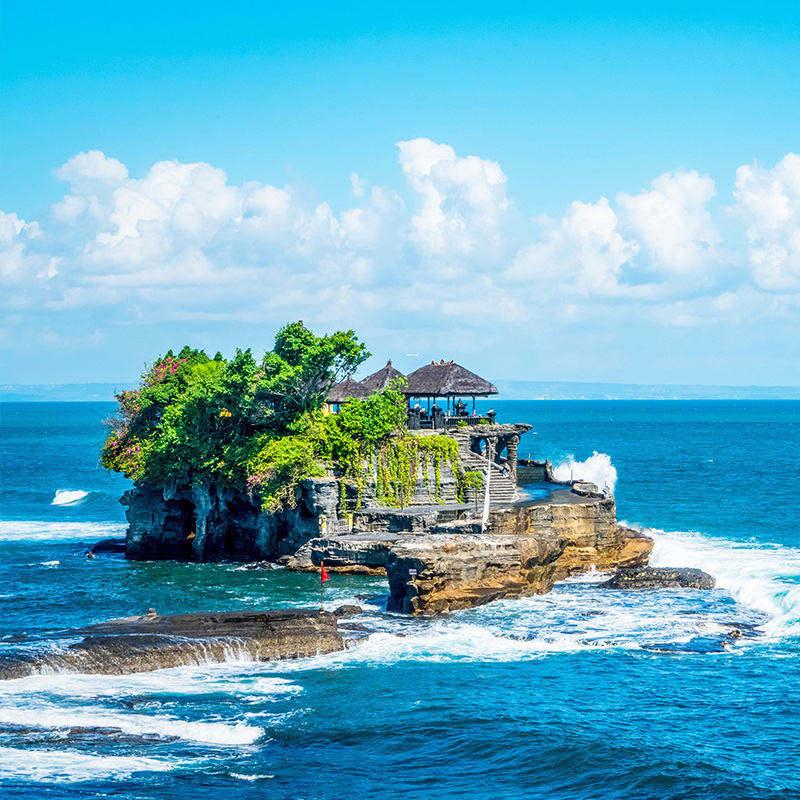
[493,380,800,401]
[3,380,800,402]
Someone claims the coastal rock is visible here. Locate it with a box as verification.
[284,533,400,575]
[89,538,127,554]
[385,532,566,615]
[601,567,716,590]
[122,477,340,562]
[286,497,654,614]
[0,609,358,679]
[333,605,363,617]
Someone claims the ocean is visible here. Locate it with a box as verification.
[1,400,799,799]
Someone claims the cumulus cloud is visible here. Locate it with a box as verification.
[618,170,720,277]
[733,153,800,292]
[0,210,48,287]
[507,169,725,308]
[1,141,799,366]
[396,138,509,259]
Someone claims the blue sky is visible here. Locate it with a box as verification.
[3,2,800,386]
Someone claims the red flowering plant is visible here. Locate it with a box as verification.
[102,324,370,500]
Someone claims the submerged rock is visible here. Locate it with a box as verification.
[89,537,127,554]
[0,608,362,679]
[601,567,716,590]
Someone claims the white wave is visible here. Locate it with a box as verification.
[230,773,275,781]
[0,668,299,700]
[0,520,126,542]
[553,451,617,494]
[39,560,60,567]
[52,490,89,506]
[0,705,262,745]
[647,527,800,637]
[0,746,176,783]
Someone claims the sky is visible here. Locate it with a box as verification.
[3,1,800,387]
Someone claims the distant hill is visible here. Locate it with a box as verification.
[493,380,800,401]
[0,383,135,402]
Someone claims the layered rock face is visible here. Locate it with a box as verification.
[385,532,566,614]
[287,495,654,615]
[0,609,355,679]
[491,495,655,580]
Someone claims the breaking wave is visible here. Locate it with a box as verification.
[0,746,177,783]
[553,451,617,494]
[646,527,800,638]
[51,490,89,506]
[0,520,126,542]
[0,705,263,745]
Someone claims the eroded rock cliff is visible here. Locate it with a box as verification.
[123,477,339,562]
[385,532,566,614]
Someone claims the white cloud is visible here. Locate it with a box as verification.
[396,138,509,259]
[55,150,128,187]
[618,170,720,277]
[0,211,44,285]
[507,170,723,306]
[3,143,800,369]
[733,153,800,292]
[350,172,366,198]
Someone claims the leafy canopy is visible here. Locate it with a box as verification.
[102,322,371,491]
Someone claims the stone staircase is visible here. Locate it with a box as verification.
[459,450,519,505]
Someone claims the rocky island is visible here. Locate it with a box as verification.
[100,321,681,620]
[0,322,722,682]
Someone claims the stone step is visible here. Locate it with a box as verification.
[460,452,519,503]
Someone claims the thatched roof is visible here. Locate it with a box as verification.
[404,360,498,397]
[359,360,405,394]
[326,377,369,404]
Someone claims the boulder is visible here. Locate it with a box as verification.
[600,567,716,590]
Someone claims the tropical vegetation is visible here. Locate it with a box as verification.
[102,321,481,511]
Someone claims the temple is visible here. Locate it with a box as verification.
[326,357,528,498]
[327,358,499,429]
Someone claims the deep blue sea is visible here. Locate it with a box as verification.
[2,400,800,799]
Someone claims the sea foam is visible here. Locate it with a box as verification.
[0,705,263,745]
[0,746,177,783]
[0,520,126,542]
[646,527,800,637]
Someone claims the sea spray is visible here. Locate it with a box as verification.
[553,451,617,494]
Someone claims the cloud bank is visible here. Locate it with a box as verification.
[2,139,800,381]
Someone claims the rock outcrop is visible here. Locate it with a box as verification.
[114,420,665,616]
[385,531,566,614]
[601,567,716,590]
[485,493,653,579]
[0,608,360,679]
[123,478,340,562]
[284,533,398,575]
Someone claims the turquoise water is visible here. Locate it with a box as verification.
[2,401,800,798]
